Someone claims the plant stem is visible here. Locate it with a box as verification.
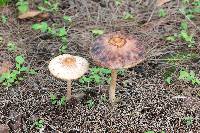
[67,79,72,99]
[109,69,117,103]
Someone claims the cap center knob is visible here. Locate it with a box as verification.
[108,36,126,48]
[63,57,76,66]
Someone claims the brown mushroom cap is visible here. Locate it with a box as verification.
[90,31,145,69]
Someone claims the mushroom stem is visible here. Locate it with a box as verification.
[67,79,72,99]
[109,69,117,103]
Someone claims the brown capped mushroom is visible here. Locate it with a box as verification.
[48,54,89,99]
[90,31,145,103]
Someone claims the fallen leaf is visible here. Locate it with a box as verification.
[18,10,41,19]
[156,0,171,6]
[0,61,12,75]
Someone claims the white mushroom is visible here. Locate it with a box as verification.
[48,54,89,99]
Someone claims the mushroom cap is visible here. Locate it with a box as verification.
[48,54,89,80]
[90,31,145,69]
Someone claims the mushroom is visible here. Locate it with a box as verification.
[90,31,145,103]
[48,54,89,99]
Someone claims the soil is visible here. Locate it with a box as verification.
[0,0,200,133]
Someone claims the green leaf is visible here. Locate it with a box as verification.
[63,15,72,22]
[166,36,176,42]
[158,9,167,17]
[180,21,188,30]
[29,69,37,75]
[114,0,122,6]
[20,66,28,72]
[165,76,172,84]
[122,12,134,20]
[1,15,7,24]
[16,0,29,13]
[91,29,104,36]
[58,27,67,37]
[15,55,25,64]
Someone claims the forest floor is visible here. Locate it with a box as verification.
[0,0,200,132]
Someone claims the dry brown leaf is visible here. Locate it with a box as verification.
[156,0,171,6]
[18,10,41,19]
[0,61,12,75]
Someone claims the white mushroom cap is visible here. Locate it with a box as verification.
[48,54,89,80]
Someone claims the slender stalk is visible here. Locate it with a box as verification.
[67,79,72,99]
[109,69,117,103]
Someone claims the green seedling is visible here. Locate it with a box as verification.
[86,99,95,109]
[34,119,44,129]
[183,116,193,125]
[32,22,68,53]
[0,55,36,87]
[166,35,176,42]
[100,94,107,103]
[1,15,7,24]
[49,93,67,106]
[91,29,104,36]
[164,66,176,84]
[144,131,155,133]
[38,0,59,12]
[180,21,188,30]
[122,12,134,20]
[179,30,195,46]
[63,15,72,23]
[79,67,124,85]
[7,42,17,52]
[114,0,122,6]
[16,0,29,13]
[32,22,49,32]
[179,69,200,85]
[0,0,9,6]
[158,9,167,17]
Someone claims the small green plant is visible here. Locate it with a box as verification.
[91,29,104,36]
[122,12,134,20]
[34,119,44,129]
[179,69,200,85]
[144,131,155,133]
[179,30,195,47]
[49,93,67,106]
[1,15,7,24]
[79,67,111,84]
[166,21,195,47]
[158,9,167,17]
[7,42,17,52]
[166,34,177,42]
[100,94,107,103]
[32,22,68,53]
[183,116,193,125]
[38,0,59,12]
[114,0,122,6]
[164,66,176,84]
[0,55,36,87]
[16,0,29,13]
[0,0,9,6]
[79,67,124,85]
[86,99,95,109]
[63,15,72,23]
